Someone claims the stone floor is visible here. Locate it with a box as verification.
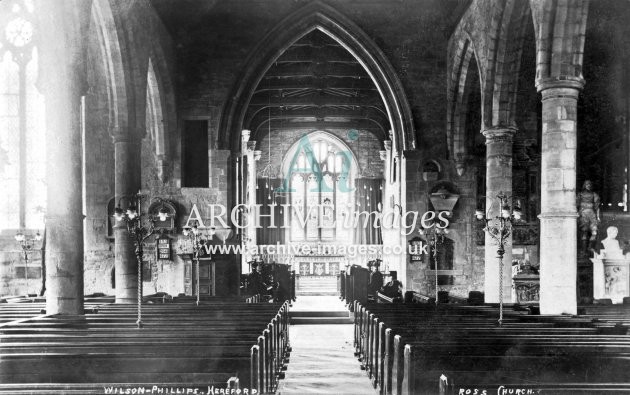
[277,296,377,394]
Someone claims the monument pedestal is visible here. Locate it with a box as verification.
[577,255,593,301]
[590,257,630,304]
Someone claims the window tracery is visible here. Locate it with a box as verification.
[0,0,46,231]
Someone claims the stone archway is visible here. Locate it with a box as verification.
[218,0,415,154]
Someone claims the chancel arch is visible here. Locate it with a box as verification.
[219,0,415,154]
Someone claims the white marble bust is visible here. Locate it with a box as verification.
[600,226,624,259]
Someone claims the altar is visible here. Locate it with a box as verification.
[294,255,345,276]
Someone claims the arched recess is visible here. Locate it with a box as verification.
[218,1,415,153]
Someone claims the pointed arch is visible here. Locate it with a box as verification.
[218,1,414,152]
[486,0,532,128]
[145,41,177,165]
[447,30,482,161]
[146,58,164,158]
[90,0,128,133]
[531,0,588,88]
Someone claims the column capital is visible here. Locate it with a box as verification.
[383,140,392,152]
[536,77,585,94]
[538,211,579,219]
[482,127,517,143]
[379,150,387,161]
[246,141,257,153]
[111,133,141,144]
[242,129,251,143]
[254,150,262,161]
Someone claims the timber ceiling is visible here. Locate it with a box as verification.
[245,30,389,141]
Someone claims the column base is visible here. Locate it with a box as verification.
[539,213,578,315]
[46,296,84,316]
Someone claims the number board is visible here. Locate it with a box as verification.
[156,236,171,260]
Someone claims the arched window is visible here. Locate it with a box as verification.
[282,132,355,243]
[0,0,46,231]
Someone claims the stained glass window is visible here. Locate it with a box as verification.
[0,0,46,231]
[286,134,354,243]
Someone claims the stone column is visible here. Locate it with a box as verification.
[44,84,85,315]
[483,127,516,303]
[113,134,141,304]
[537,80,583,315]
[37,0,93,316]
[248,149,261,247]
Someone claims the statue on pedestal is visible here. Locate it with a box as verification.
[577,180,601,256]
[591,225,630,303]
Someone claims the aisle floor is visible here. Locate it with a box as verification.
[277,295,377,395]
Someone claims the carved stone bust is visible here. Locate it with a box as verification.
[600,226,624,259]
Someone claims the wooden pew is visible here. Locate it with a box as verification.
[344,270,353,306]
[353,301,630,395]
[343,266,369,311]
[338,271,346,300]
[0,299,290,394]
[400,341,630,395]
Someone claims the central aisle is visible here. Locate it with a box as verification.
[277,296,377,395]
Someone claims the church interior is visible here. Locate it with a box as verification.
[1,0,630,393]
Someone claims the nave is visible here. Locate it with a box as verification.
[2,0,630,393]
[2,288,630,395]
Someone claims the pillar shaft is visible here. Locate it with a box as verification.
[483,128,516,303]
[247,149,261,246]
[114,135,141,304]
[537,84,582,315]
[37,0,93,316]
[45,88,84,315]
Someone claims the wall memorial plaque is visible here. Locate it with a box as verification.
[156,235,172,260]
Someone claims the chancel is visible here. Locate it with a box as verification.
[1,0,630,394]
